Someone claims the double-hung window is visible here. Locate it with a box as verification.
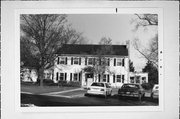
[102,75,107,82]
[60,73,64,80]
[73,57,79,65]
[116,75,121,82]
[73,73,78,81]
[130,77,135,83]
[116,58,122,66]
[88,58,94,65]
[59,73,67,81]
[60,57,66,64]
[142,77,146,83]
[102,74,109,82]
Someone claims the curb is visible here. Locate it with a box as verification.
[41,88,84,95]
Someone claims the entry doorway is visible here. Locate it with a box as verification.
[85,73,94,87]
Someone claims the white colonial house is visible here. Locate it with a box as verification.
[129,72,148,84]
[53,44,130,88]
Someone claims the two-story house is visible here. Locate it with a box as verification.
[53,44,130,88]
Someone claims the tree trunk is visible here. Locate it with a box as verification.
[38,68,44,87]
[100,73,103,82]
[95,73,97,82]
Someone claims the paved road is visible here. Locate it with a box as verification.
[21,93,158,107]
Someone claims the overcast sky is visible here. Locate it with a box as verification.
[67,14,157,71]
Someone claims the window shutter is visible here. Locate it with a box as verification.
[122,58,125,66]
[108,58,110,66]
[85,57,87,65]
[65,57,68,65]
[107,75,110,82]
[57,57,59,64]
[71,57,73,65]
[122,75,124,83]
[120,75,122,82]
[113,75,115,83]
[93,58,95,65]
[79,58,81,65]
[114,58,116,66]
[99,58,101,65]
[56,72,59,81]
[70,73,72,81]
[65,73,67,81]
[98,74,101,82]
[79,73,81,81]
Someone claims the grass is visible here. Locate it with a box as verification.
[21,84,80,94]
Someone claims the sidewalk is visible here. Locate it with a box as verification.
[21,85,80,95]
[41,88,86,98]
[41,88,84,95]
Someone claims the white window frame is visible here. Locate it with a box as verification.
[59,57,66,64]
[44,73,51,79]
[130,77,135,83]
[142,77,146,83]
[73,73,78,81]
[59,73,65,81]
[88,58,94,65]
[73,57,79,65]
[116,75,121,82]
[102,74,107,82]
[116,58,122,66]
[101,58,108,65]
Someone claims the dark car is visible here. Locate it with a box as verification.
[118,83,145,101]
[151,84,159,99]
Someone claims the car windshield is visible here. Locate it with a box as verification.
[122,84,139,89]
[91,83,104,87]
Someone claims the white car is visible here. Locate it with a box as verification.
[85,82,112,98]
[151,84,159,99]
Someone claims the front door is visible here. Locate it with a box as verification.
[85,73,94,87]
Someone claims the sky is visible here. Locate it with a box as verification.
[67,14,157,71]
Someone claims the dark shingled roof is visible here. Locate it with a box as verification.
[56,44,128,56]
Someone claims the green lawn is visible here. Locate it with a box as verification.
[21,84,80,94]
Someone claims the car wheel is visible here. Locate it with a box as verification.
[109,90,112,96]
[151,93,154,100]
[84,93,89,96]
[142,94,145,101]
[105,92,107,98]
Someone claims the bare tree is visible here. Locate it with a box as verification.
[83,37,114,82]
[132,14,158,68]
[132,14,158,31]
[21,14,84,86]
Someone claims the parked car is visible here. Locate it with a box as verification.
[85,82,112,98]
[118,83,145,101]
[151,84,159,99]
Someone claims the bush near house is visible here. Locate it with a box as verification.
[21,81,36,86]
[43,79,58,86]
[58,80,81,87]
[141,83,154,90]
